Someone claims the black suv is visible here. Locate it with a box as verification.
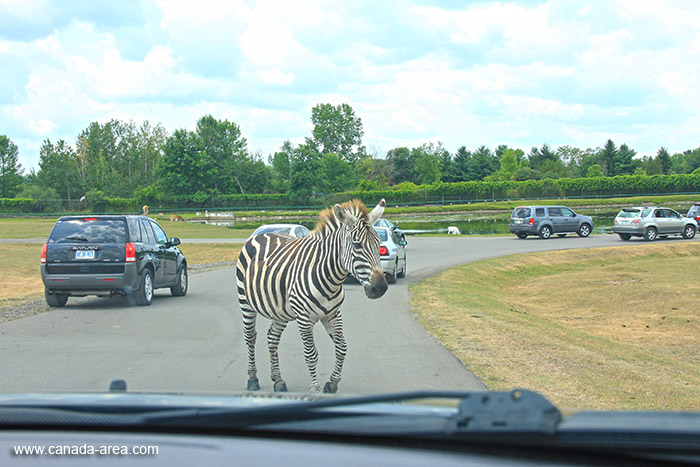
[41,215,188,307]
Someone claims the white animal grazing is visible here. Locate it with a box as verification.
[447,226,461,235]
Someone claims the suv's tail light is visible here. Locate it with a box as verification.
[695,216,700,222]
[631,219,641,224]
[125,242,136,262]
[41,243,47,264]
[83,217,99,221]
[379,246,388,256]
[529,218,535,225]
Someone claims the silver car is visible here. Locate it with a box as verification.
[246,224,311,243]
[375,226,407,284]
[613,206,697,241]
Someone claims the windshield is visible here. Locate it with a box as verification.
[616,209,640,218]
[3,0,700,447]
[48,219,127,244]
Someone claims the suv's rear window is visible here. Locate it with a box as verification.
[617,209,640,218]
[376,229,389,241]
[512,207,530,218]
[48,219,127,244]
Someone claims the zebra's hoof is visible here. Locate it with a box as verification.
[323,382,338,394]
[273,381,288,392]
[247,378,260,391]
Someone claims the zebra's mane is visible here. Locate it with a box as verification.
[312,199,369,236]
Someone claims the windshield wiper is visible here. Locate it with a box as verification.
[59,236,89,243]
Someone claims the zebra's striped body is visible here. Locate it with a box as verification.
[236,199,388,393]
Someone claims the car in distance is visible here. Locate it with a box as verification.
[687,203,700,224]
[509,205,593,239]
[246,223,311,243]
[613,206,697,241]
[375,226,406,284]
[41,215,188,307]
[373,218,407,245]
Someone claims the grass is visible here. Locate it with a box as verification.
[0,242,241,312]
[410,242,700,411]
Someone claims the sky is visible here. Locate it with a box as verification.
[1,0,700,171]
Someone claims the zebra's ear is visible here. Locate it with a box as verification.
[368,199,386,224]
[334,204,358,227]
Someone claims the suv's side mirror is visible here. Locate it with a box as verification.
[169,237,181,247]
[399,239,407,247]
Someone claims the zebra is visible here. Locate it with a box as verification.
[236,199,389,393]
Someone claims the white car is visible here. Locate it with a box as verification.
[246,223,311,243]
[375,226,407,284]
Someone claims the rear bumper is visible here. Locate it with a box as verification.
[380,256,397,275]
[612,225,645,236]
[509,224,537,235]
[41,262,140,295]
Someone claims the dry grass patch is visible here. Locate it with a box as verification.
[178,243,241,266]
[410,242,700,411]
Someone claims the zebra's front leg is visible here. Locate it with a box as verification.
[242,309,260,391]
[297,317,321,392]
[267,320,288,392]
[321,312,346,394]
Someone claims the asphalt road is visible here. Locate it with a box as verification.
[0,233,692,395]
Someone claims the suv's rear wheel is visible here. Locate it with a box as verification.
[134,268,154,306]
[578,223,592,237]
[45,288,68,307]
[539,225,552,239]
[517,232,528,239]
[644,226,657,241]
[618,233,631,241]
[170,264,188,296]
[683,224,697,239]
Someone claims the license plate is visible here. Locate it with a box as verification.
[75,250,95,260]
[514,219,522,224]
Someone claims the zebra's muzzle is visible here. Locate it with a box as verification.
[364,269,388,299]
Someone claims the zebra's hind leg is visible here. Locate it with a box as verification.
[242,307,260,391]
[297,317,321,392]
[267,320,288,392]
[321,312,346,394]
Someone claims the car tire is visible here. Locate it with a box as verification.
[578,223,592,237]
[170,264,188,296]
[557,234,566,238]
[618,233,631,241]
[397,257,406,278]
[644,227,657,241]
[683,224,697,239]
[517,232,528,239]
[45,288,68,307]
[386,261,397,284]
[134,268,154,306]
[539,225,552,239]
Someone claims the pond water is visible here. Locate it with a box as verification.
[224,208,620,236]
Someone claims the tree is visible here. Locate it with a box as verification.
[37,139,82,200]
[486,148,521,181]
[319,153,357,193]
[196,115,248,193]
[386,147,413,184]
[269,141,293,193]
[157,129,206,196]
[656,147,671,175]
[0,136,23,198]
[614,143,636,175]
[586,164,604,178]
[599,139,617,176]
[411,145,441,184]
[289,139,323,202]
[467,146,499,180]
[311,103,365,164]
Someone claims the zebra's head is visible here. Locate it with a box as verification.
[334,199,388,299]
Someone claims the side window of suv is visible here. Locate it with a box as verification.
[150,221,168,245]
[561,208,574,217]
[665,209,680,218]
[140,219,156,243]
[127,217,142,243]
[654,209,665,218]
[547,207,562,217]
[535,208,545,217]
